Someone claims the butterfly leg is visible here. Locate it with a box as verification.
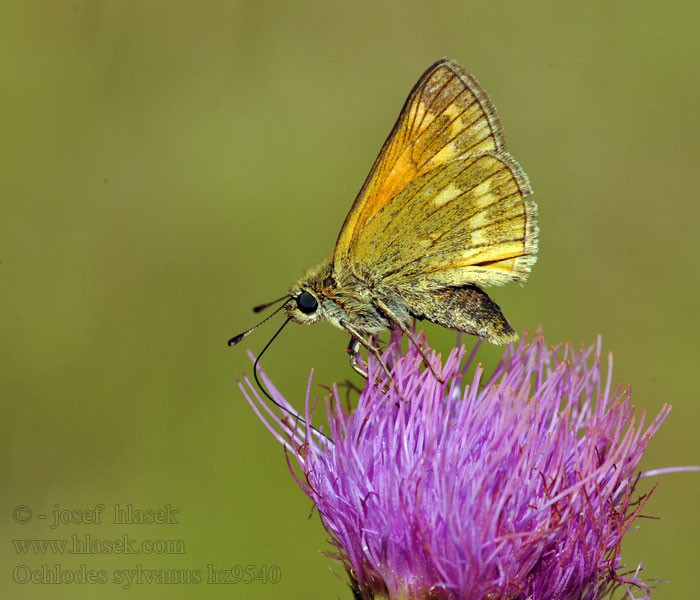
[342,324,396,389]
[347,337,368,379]
[373,298,445,383]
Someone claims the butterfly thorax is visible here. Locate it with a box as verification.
[285,256,398,336]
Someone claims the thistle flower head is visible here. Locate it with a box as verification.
[241,330,670,600]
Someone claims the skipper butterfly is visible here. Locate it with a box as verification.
[230,59,538,383]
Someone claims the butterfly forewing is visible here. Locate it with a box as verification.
[334,60,503,265]
[333,58,537,290]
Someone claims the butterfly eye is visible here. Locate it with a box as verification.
[296,291,318,314]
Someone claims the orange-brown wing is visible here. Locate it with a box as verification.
[333,58,507,275]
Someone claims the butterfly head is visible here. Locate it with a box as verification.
[285,257,336,326]
[285,288,324,325]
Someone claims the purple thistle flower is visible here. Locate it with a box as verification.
[240,330,671,600]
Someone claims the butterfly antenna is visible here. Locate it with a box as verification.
[252,295,290,313]
[252,318,332,444]
[227,300,291,347]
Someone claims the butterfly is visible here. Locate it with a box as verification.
[230,58,538,384]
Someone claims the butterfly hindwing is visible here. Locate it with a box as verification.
[358,152,536,288]
[407,284,517,343]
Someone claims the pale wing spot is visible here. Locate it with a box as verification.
[466,210,491,231]
[430,144,458,165]
[412,103,427,129]
[472,179,492,197]
[467,139,497,156]
[432,182,462,207]
[468,228,490,248]
[474,192,498,210]
[416,102,436,132]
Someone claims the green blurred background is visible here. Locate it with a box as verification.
[2,2,699,598]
